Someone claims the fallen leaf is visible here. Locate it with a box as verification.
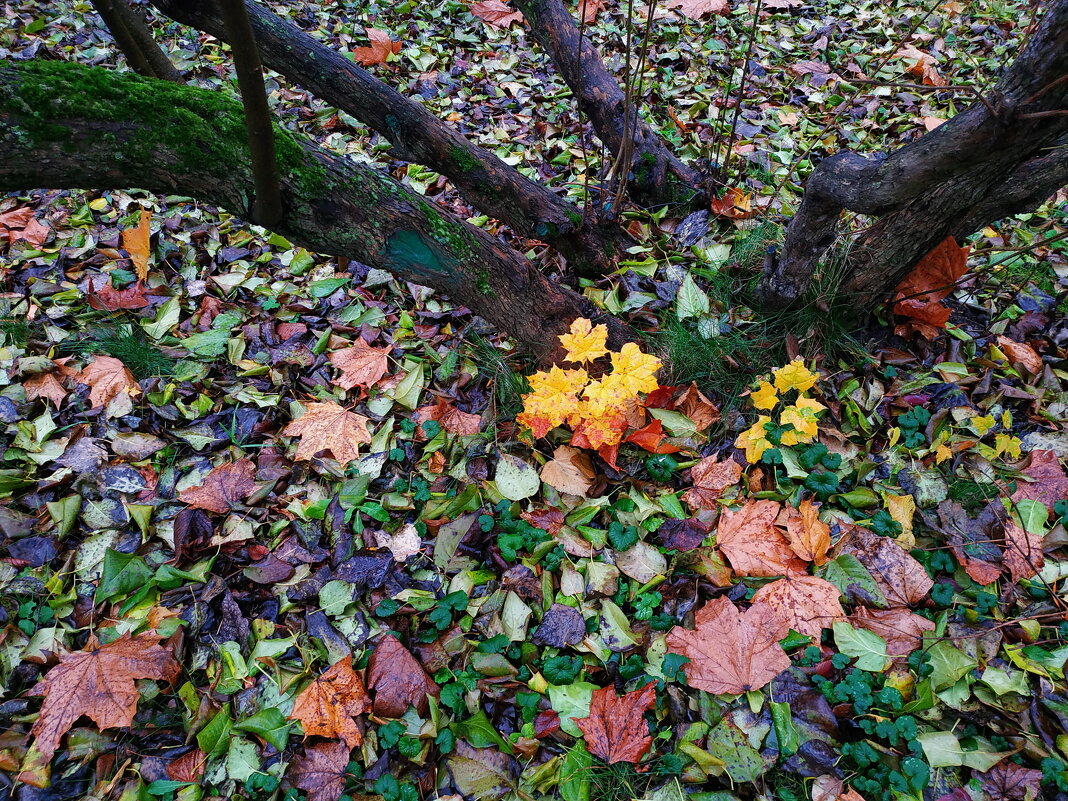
[929,501,1004,585]
[750,574,843,639]
[709,186,753,218]
[716,500,808,577]
[1011,450,1068,508]
[996,336,1043,375]
[24,371,68,408]
[837,525,933,606]
[625,419,683,453]
[287,741,350,801]
[781,498,831,565]
[283,401,372,468]
[75,355,139,408]
[121,207,152,281]
[29,633,179,761]
[534,603,588,648]
[471,0,524,27]
[540,445,595,496]
[884,493,917,548]
[329,339,390,390]
[578,0,606,23]
[290,658,371,750]
[366,634,440,717]
[896,43,945,86]
[666,0,730,19]
[375,523,423,561]
[850,606,935,658]
[351,27,401,66]
[575,682,656,764]
[682,453,742,509]
[675,382,720,431]
[0,206,50,247]
[1003,519,1044,583]
[656,517,710,551]
[892,237,969,336]
[416,396,481,435]
[87,279,150,310]
[977,761,1043,801]
[166,749,207,783]
[178,459,256,514]
[521,508,566,536]
[667,596,790,695]
[811,774,868,801]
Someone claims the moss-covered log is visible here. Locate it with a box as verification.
[0,61,631,359]
[149,0,623,277]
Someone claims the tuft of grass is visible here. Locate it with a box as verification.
[0,318,30,347]
[467,334,531,420]
[947,477,1002,511]
[63,321,175,380]
[585,761,651,801]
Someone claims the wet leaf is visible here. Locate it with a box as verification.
[329,338,390,390]
[75,355,139,409]
[682,453,742,509]
[471,0,523,27]
[121,207,151,281]
[750,574,843,639]
[574,682,656,764]
[716,500,807,577]
[366,634,440,717]
[351,27,401,66]
[290,658,371,749]
[178,459,256,514]
[283,401,372,468]
[287,741,350,801]
[781,498,831,565]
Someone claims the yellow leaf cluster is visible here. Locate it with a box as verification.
[735,359,825,461]
[518,319,661,447]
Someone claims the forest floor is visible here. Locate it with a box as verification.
[1,1,1068,801]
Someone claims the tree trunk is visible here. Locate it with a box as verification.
[89,0,183,82]
[149,0,623,277]
[762,0,1068,309]
[513,0,704,209]
[0,61,631,360]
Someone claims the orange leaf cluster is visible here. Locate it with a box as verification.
[892,237,969,338]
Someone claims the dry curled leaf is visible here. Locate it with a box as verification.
[750,574,843,639]
[781,498,831,565]
[75,355,139,409]
[121,207,151,281]
[540,444,595,496]
[666,0,730,19]
[996,336,1043,375]
[667,596,790,695]
[675,382,720,431]
[682,453,742,509]
[471,0,524,26]
[851,606,935,658]
[283,401,372,468]
[351,27,401,66]
[329,339,390,390]
[24,370,68,408]
[29,633,179,761]
[575,682,656,764]
[288,741,350,801]
[290,658,371,750]
[178,459,256,514]
[716,499,807,577]
[838,525,933,606]
[366,634,440,717]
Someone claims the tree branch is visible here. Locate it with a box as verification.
[149,0,621,277]
[0,61,631,360]
[89,0,183,82]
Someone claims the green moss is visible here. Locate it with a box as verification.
[476,267,493,295]
[447,144,481,174]
[423,204,476,262]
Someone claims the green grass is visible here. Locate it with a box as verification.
[0,318,30,347]
[585,760,651,801]
[467,333,531,420]
[62,321,175,380]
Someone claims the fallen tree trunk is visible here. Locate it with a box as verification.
[513,0,704,209]
[149,0,622,277]
[0,61,631,359]
[762,0,1068,308]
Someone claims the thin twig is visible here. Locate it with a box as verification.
[723,0,763,187]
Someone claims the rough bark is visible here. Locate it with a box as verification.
[513,0,704,209]
[0,61,631,360]
[217,0,283,226]
[762,0,1068,308]
[149,0,621,277]
[89,0,183,82]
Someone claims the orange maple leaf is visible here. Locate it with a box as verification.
[575,683,656,764]
[290,658,371,749]
[329,339,390,390]
[716,500,808,577]
[780,498,831,565]
[283,402,373,468]
[351,27,401,66]
[892,237,969,337]
[75,355,140,408]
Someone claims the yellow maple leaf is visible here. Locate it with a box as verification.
[575,410,627,449]
[772,359,818,394]
[751,380,778,411]
[779,396,825,446]
[558,317,609,364]
[582,372,630,417]
[519,366,588,437]
[995,433,1022,460]
[970,414,996,436]
[609,342,661,397]
[735,415,773,462]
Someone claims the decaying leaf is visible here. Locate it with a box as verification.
[667,0,730,20]
[24,370,68,408]
[667,596,790,695]
[540,444,595,496]
[750,574,843,639]
[0,205,51,247]
[75,355,140,409]
[366,634,440,717]
[121,207,151,281]
[892,237,969,337]
[1003,519,1044,583]
[716,500,807,577]
[283,401,373,468]
[781,498,831,565]
[1011,449,1068,508]
[290,658,372,750]
[351,27,401,66]
[811,775,868,801]
[288,741,350,801]
[87,279,150,310]
[575,682,656,764]
[682,453,742,509]
[996,336,1043,375]
[178,458,257,514]
[416,396,482,435]
[329,339,390,390]
[977,761,1043,801]
[851,606,935,658]
[29,633,179,761]
[837,525,933,606]
[675,382,720,431]
[471,0,524,26]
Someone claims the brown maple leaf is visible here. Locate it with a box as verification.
[121,207,152,281]
[750,574,843,639]
[977,761,1043,801]
[283,402,372,468]
[471,0,524,26]
[178,459,257,514]
[290,658,371,750]
[329,339,390,390]
[715,500,807,577]
[996,335,1043,375]
[87,279,151,311]
[892,237,969,337]
[167,749,207,782]
[837,525,933,606]
[780,498,831,565]
[675,382,720,431]
[351,27,401,66]
[24,370,68,408]
[540,445,595,496]
[415,396,482,436]
[366,634,440,717]
[850,607,935,659]
[1003,519,1044,583]
[896,43,945,87]
[29,633,179,761]
[287,741,350,801]
[667,596,790,695]
[682,453,742,509]
[575,682,656,764]
[1011,449,1068,508]
[0,206,51,247]
[75,355,139,408]
[666,0,730,18]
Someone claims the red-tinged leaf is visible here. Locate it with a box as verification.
[87,279,150,310]
[656,517,710,551]
[0,206,51,247]
[351,27,401,66]
[682,453,743,509]
[1011,449,1068,508]
[178,459,256,514]
[709,186,753,218]
[977,761,1043,801]
[167,749,207,782]
[471,0,524,27]
[575,683,656,764]
[643,385,678,408]
[675,382,720,431]
[1003,519,1044,583]
[287,741,350,801]
[892,237,969,333]
[624,419,683,453]
[598,442,620,470]
[716,500,808,577]
[851,607,935,659]
[366,634,440,717]
[290,658,372,749]
[521,508,565,535]
[416,396,482,436]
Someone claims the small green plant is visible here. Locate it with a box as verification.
[64,321,174,379]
